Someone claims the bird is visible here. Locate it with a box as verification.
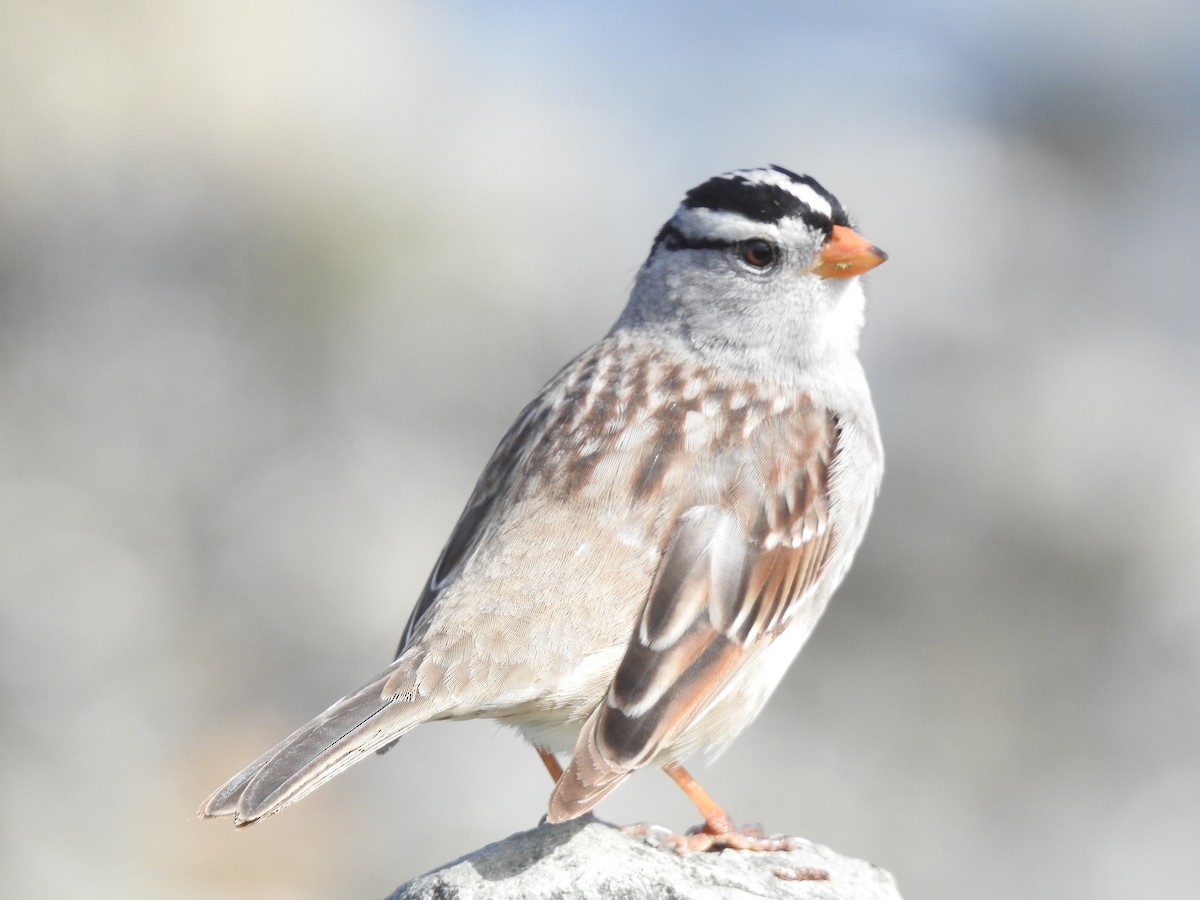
[200,165,887,852]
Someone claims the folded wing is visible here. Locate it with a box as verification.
[547,411,837,821]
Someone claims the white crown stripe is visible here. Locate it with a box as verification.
[781,183,833,221]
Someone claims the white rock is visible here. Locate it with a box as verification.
[388,819,903,900]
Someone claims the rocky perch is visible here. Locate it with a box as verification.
[388,819,902,899]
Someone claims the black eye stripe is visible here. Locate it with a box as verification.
[651,224,735,253]
[650,227,781,272]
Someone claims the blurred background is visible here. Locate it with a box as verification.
[2,2,1198,898]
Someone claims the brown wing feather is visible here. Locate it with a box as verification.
[547,410,838,822]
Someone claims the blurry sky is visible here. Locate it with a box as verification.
[2,2,1198,899]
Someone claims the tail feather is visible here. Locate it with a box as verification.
[199,664,435,825]
[545,706,633,823]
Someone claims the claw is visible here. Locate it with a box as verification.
[622,820,799,854]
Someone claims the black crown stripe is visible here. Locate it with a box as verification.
[681,168,850,233]
[682,175,806,224]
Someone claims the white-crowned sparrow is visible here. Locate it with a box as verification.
[201,165,886,851]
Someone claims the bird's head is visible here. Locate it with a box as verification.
[620,165,887,376]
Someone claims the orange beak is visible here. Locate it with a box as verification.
[813,224,888,279]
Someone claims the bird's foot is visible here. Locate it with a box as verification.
[622,820,801,855]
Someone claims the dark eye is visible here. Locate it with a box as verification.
[738,239,777,269]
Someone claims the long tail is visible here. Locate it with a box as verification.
[199,661,437,826]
